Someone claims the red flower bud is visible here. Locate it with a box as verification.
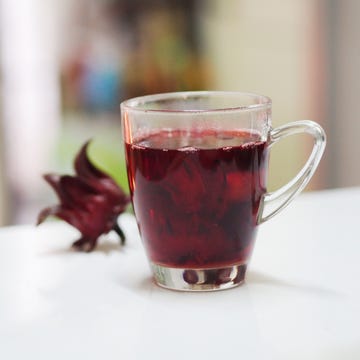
[37,141,130,252]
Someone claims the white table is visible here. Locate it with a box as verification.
[0,187,359,360]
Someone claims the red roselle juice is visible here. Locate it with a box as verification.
[125,129,269,269]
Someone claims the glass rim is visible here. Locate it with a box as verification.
[120,91,272,114]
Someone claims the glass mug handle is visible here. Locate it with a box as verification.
[258,120,326,224]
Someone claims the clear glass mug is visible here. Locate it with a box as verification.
[121,91,326,291]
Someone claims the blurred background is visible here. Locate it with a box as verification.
[0,0,359,226]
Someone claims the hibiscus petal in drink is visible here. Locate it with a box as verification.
[164,154,206,213]
[225,171,254,201]
[197,149,228,218]
[168,222,228,268]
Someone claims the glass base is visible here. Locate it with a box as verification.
[150,262,247,291]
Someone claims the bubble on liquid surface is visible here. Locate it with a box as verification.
[179,146,197,152]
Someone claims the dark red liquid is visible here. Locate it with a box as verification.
[125,129,268,268]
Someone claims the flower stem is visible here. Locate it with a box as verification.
[113,222,126,245]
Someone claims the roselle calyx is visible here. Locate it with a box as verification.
[37,141,130,252]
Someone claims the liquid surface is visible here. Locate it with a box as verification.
[136,129,262,150]
[126,129,268,268]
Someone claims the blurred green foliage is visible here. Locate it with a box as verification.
[55,121,129,193]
